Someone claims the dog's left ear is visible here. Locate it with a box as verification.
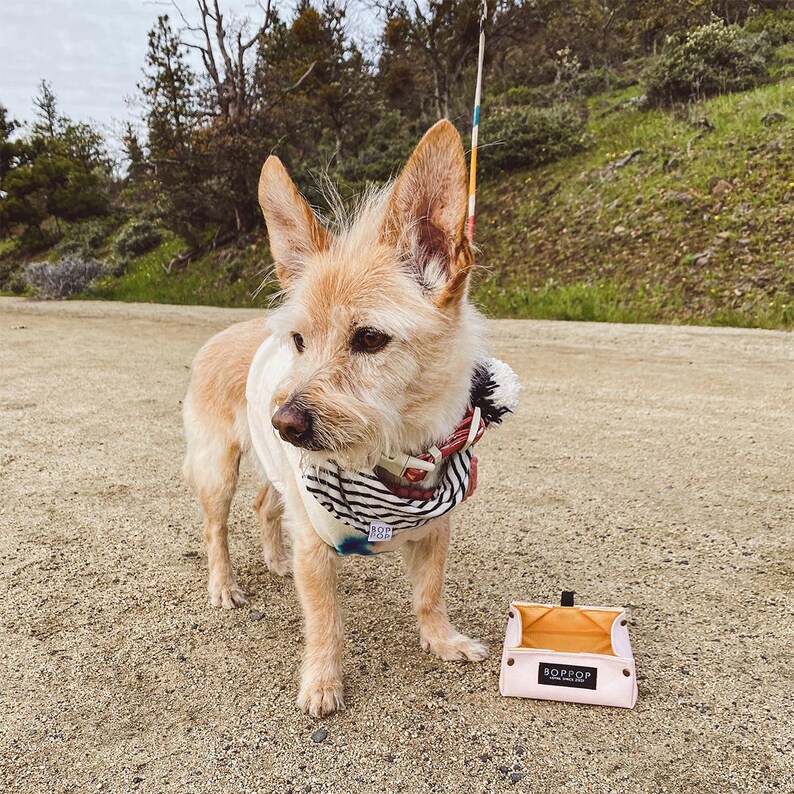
[258,155,330,288]
[382,119,472,307]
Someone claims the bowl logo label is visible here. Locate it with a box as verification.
[538,662,598,690]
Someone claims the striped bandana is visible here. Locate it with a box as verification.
[305,449,476,536]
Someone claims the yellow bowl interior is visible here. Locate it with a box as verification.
[515,605,622,655]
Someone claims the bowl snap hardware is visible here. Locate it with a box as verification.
[507,658,515,666]
[623,669,631,677]
[621,619,627,626]
[508,610,514,618]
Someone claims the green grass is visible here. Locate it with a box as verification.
[90,234,278,307]
[474,277,793,329]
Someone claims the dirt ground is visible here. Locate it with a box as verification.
[0,298,791,794]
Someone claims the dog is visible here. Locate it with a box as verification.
[183,120,489,717]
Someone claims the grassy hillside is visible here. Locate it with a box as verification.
[5,69,793,328]
[473,76,793,327]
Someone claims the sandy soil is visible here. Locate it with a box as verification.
[1,298,791,794]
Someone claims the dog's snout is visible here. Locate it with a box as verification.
[272,402,314,448]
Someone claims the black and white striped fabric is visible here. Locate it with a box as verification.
[304,448,474,535]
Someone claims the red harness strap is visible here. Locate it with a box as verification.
[404,408,486,483]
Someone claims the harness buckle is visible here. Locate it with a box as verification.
[377,452,436,479]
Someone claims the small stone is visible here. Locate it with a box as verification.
[249,610,264,621]
[311,728,328,744]
[514,745,525,756]
[664,157,681,172]
[509,772,523,783]
[694,251,712,267]
[766,139,783,153]
[132,778,143,785]
[664,191,694,206]
[761,112,786,125]
[692,117,714,130]
[498,765,511,774]
[710,179,732,196]
[613,225,626,235]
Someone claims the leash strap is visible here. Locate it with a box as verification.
[466,0,488,243]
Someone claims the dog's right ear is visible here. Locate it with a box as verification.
[382,120,471,307]
[258,156,329,287]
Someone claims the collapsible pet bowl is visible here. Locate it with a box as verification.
[499,592,638,708]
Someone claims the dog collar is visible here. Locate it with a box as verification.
[378,406,485,482]
[377,355,521,483]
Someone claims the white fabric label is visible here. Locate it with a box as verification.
[368,521,394,542]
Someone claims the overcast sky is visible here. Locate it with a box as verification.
[0,1,372,146]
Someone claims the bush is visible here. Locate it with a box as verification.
[336,111,418,186]
[54,218,115,257]
[493,85,555,108]
[745,10,794,47]
[114,219,163,258]
[646,20,771,106]
[23,255,106,298]
[483,104,588,173]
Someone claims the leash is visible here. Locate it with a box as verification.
[466,0,488,243]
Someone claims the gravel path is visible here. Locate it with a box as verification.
[1,298,791,793]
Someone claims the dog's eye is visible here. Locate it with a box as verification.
[292,333,305,353]
[352,328,390,353]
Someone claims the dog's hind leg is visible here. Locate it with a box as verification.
[401,517,488,662]
[253,484,291,576]
[184,415,248,609]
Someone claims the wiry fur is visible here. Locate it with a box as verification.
[183,120,489,717]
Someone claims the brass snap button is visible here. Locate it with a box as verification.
[622,669,631,677]
[620,619,627,626]
[508,610,514,619]
[507,658,515,666]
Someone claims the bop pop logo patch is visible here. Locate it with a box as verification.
[538,662,598,690]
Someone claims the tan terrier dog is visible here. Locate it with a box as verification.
[183,120,488,717]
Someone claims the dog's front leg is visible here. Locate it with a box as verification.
[402,517,488,662]
[292,523,345,717]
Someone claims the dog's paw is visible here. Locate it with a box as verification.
[297,678,345,718]
[208,580,248,609]
[264,551,292,577]
[421,632,489,662]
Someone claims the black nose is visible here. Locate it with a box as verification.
[272,402,314,447]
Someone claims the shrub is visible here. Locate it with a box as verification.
[745,10,794,47]
[646,20,771,106]
[54,218,114,257]
[114,218,163,258]
[493,85,555,108]
[483,104,588,173]
[23,255,106,298]
[336,111,418,186]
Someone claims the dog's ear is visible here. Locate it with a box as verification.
[258,156,329,287]
[382,119,472,307]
